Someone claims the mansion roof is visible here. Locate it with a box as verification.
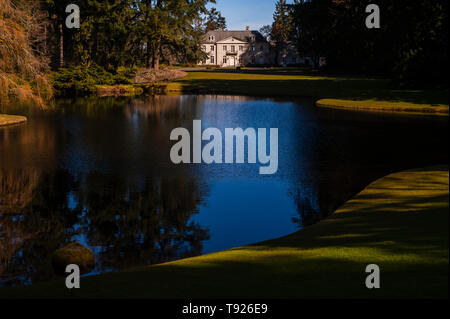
[203,30,267,44]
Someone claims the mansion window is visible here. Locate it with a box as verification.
[210,56,215,64]
[211,45,215,51]
[239,45,244,51]
[223,56,227,63]
[223,45,227,51]
[208,36,215,41]
[239,57,243,64]
[231,45,235,52]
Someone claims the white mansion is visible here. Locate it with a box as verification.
[199,28,271,67]
[199,28,324,68]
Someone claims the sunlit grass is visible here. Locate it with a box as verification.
[1,166,447,298]
[316,99,448,116]
[0,114,27,126]
[165,69,449,115]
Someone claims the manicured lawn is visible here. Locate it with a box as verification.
[165,68,449,115]
[2,165,448,298]
[0,114,27,127]
[316,99,449,116]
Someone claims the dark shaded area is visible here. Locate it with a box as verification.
[0,169,209,286]
[291,0,448,87]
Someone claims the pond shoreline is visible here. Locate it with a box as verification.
[162,69,449,117]
[2,165,448,298]
[316,98,449,116]
[0,114,27,127]
[44,68,450,117]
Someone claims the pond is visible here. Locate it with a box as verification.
[0,95,448,286]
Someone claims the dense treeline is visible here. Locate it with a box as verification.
[272,0,448,87]
[43,0,214,70]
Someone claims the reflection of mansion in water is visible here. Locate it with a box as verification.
[199,28,320,67]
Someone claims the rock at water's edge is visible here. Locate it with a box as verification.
[51,242,95,275]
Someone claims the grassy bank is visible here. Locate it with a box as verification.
[165,68,449,116]
[2,165,448,298]
[316,99,449,116]
[0,114,27,127]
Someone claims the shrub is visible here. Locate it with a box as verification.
[114,74,133,85]
[51,64,132,96]
[0,0,53,108]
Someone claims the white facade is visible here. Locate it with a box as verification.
[200,30,270,67]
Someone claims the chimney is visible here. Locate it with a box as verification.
[246,26,250,31]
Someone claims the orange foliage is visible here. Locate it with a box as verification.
[0,0,52,108]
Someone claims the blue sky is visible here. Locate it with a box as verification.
[208,0,294,31]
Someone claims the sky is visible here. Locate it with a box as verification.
[207,0,294,31]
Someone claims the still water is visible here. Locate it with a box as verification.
[0,95,448,286]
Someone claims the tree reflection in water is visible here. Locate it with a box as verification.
[0,168,210,286]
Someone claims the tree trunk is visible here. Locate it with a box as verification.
[59,22,64,68]
[146,42,151,68]
[44,24,47,55]
[152,38,161,70]
[275,43,281,66]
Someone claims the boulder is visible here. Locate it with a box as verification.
[51,242,95,275]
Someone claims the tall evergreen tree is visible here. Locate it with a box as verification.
[72,0,135,70]
[204,7,226,32]
[135,0,212,70]
[42,0,74,68]
[271,0,294,65]
[292,0,332,68]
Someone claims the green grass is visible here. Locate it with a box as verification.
[0,114,27,127]
[1,165,448,298]
[165,68,449,115]
[316,99,449,116]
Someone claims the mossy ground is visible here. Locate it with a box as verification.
[1,166,447,298]
[0,114,27,127]
[316,99,448,116]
